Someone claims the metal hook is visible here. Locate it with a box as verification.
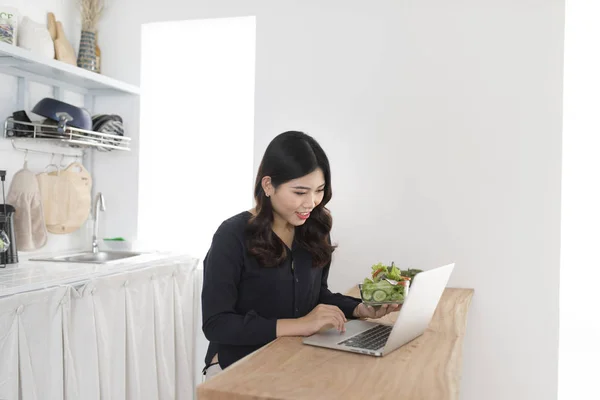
[44,153,60,173]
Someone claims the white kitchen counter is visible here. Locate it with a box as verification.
[0,251,193,297]
[0,250,202,400]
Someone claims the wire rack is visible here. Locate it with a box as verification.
[3,117,132,154]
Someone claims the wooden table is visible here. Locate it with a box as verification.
[197,287,474,400]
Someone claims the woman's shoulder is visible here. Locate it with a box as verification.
[214,210,252,238]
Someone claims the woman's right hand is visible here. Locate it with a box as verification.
[298,304,347,336]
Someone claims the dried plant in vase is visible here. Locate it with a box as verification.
[76,0,105,73]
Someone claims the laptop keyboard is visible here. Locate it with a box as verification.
[338,324,393,351]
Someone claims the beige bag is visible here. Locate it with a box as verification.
[37,165,70,226]
[6,163,48,251]
[37,162,92,234]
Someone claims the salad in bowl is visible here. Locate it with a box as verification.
[358,262,423,306]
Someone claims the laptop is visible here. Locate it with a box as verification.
[302,263,455,356]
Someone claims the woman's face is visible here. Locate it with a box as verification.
[264,168,326,228]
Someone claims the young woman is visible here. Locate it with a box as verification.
[201,131,398,381]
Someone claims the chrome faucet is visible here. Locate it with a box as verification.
[92,193,106,254]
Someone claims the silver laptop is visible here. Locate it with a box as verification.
[303,263,455,356]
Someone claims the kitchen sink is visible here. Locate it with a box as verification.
[28,193,145,265]
[30,250,142,264]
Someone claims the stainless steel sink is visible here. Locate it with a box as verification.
[29,193,144,264]
[30,251,142,264]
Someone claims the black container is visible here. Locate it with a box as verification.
[0,204,18,265]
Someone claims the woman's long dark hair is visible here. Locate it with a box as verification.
[246,131,336,268]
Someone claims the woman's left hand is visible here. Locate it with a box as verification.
[352,303,401,319]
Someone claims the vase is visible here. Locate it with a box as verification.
[77,30,99,73]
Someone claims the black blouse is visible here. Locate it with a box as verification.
[201,211,361,371]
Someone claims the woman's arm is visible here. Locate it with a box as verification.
[277,303,348,336]
[201,228,277,346]
[276,319,306,337]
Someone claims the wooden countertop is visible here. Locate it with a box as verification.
[197,287,474,400]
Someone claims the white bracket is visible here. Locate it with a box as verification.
[53,86,64,101]
[16,77,28,110]
[84,94,95,112]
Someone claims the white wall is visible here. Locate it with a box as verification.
[100,1,564,399]
[559,1,600,399]
[0,0,89,254]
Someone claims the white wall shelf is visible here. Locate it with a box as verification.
[0,41,140,96]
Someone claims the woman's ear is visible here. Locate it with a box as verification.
[261,176,273,197]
